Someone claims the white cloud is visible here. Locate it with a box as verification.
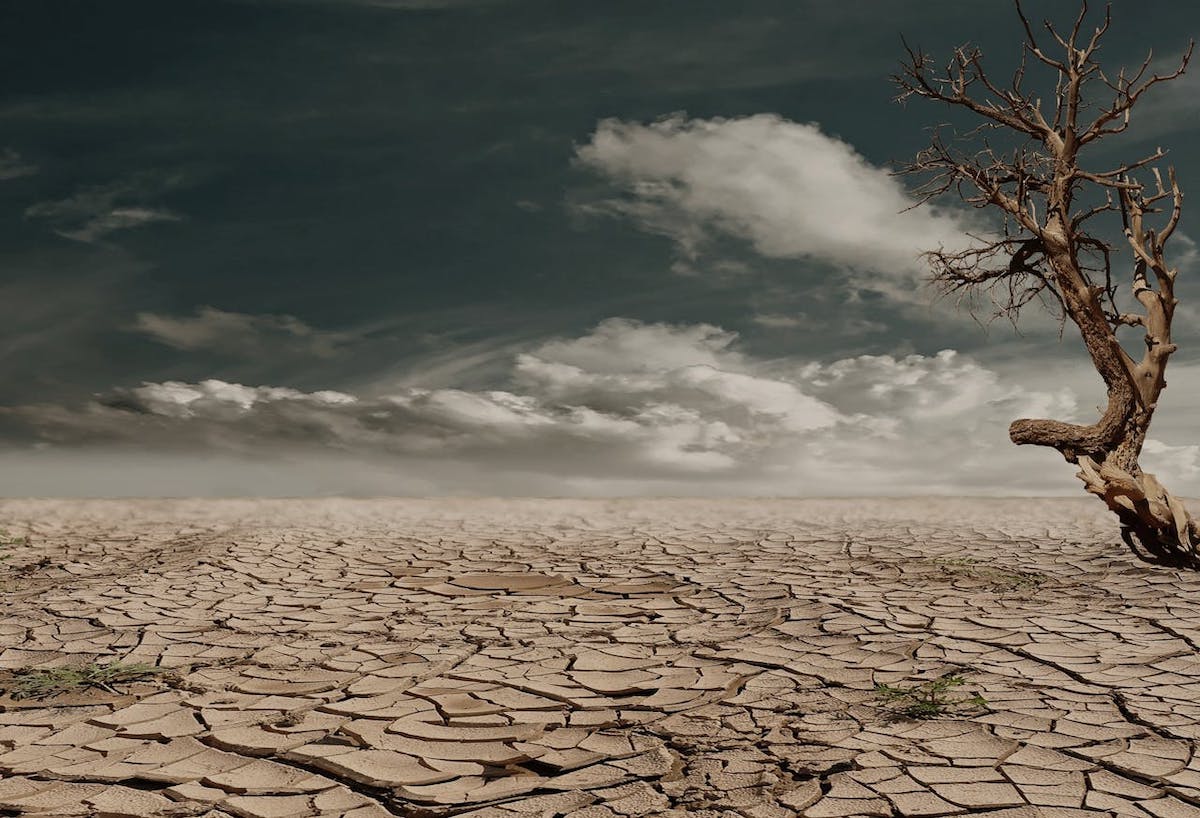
[525,317,743,374]
[3,317,1149,497]
[752,311,887,335]
[132,307,350,359]
[788,350,1083,493]
[128,380,357,416]
[61,208,179,243]
[1142,438,1200,483]
[25,176,182,243]
[575,114,978,299]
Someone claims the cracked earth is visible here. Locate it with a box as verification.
[2,498,1200,818]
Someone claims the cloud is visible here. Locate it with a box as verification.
[575,114,978,299]
[1142,438,1200,483]
[2,317,1129,496]
[752,312,887,336]
[752,313,806,329]
[510,319,841,438]
[132,307,351,359]
[0,149,36,181]
[25,176,182,243]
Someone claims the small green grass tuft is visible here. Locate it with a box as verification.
[873,674,988,720]
[8,662,166,700]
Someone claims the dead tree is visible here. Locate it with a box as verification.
[895,2,1197,564]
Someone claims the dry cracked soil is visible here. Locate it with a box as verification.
[1,497,1200,818]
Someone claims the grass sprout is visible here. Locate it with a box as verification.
[873,673,988,720]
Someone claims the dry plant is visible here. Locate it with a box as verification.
[7,662,165,700]
[895,1,1197,564]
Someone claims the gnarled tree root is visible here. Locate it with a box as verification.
[1076,456,1200,567]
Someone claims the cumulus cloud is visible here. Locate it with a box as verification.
[132,307,351,359]
[575,114,979,299]
[25,176,182,243]
[2,317,1135,496]
[1142,438,1200,484]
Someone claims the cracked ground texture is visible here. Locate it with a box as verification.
[1,499,1200,818]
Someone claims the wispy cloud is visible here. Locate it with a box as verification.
[575,114,981,302]
[3,317,1111,496]
[132,307,352,359]
[0,148,37,181]
[751,313,806,329]
[752,312,887,336]
[25,175,182,244]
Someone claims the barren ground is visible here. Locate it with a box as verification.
[1,497,1199,818]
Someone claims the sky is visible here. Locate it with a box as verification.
[2,0,1200,497]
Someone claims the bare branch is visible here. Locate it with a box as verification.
[1081,42,1194,145]
[1160,166,1184,246]
[1070,192,1115,230]
[1080,4,1112,62]
[894,38,1052,139]
[1014,0,1068,71]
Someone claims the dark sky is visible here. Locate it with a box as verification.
[3,0,1200,496]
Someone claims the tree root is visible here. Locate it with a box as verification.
[1076,456,1200,566]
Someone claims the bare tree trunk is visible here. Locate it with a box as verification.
[1014,262,1196,561]
[1053,237,1195,561]
[1010,245,1198,562]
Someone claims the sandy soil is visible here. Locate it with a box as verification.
[0,497,1198,817]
